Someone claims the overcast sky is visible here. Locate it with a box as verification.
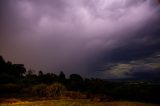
[0,0,160,79]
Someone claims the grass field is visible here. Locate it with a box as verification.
[0,99,159,106]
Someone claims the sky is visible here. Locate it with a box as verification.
[0,0,160,79]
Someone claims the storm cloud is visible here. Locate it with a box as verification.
[0,0,160,78]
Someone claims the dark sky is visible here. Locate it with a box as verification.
[0,0,160,79]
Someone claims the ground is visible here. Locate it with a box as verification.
[0,99,159,106]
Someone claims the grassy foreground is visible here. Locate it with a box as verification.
[0,99,159,106]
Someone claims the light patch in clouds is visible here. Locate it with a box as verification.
[106,64,133,78]
[102,53,160,79]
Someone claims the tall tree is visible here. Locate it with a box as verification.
[67,74,84,91]
[59,71,66,83]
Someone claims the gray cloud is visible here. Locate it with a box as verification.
[100,53,160,79]
[0,0,160,78]
[126,65,160,79]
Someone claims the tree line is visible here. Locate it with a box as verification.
[0,56,160,103]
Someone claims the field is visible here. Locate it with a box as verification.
[0,99,159,106]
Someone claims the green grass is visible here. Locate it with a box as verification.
[0,99,159,106]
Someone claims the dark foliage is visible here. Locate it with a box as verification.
[0,55,160,103]
[66,74,84,91]
[59,71,66,84]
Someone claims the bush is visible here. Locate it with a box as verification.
[0,74,18,84]
[31,84,47,97]
[0,83,21,94]
[64,91,86,99]
[46,83,66,97]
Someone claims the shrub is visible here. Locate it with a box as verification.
[31,84,47,97]
[0,74,17,84]
[64,91,86,99]
[0,83,21,94]
[46,83,66,97]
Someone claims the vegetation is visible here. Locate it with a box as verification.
[0,56,160,104]
[0,99,159,106]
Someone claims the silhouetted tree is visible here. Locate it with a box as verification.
[38,70,43,76]
[0,56,5,62]
[0,56,26,84]
[13,64,26,77]
[24,69,38,84]
[59,71,66,84]
[0,56,5,71]
[37,70,44,83]
[67,74,84,91]
[40,73,59,84]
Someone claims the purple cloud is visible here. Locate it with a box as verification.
[0,0,160,78]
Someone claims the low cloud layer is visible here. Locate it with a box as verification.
[0,0,160,78]
[101,53,160,79]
